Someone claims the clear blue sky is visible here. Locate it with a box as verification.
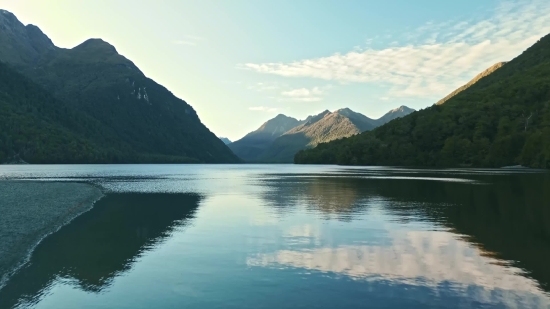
[2,0,550,140]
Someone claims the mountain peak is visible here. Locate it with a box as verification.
[335,107,358,116]
[389,105,414,113]
[303,110,331,125]
[274,113,292,119]
[258,113,300,131]
[25,24,55,51]
[336,107,352,112]
[0,9,17,21]
[75,38,118,53]
[0,9,25,34]
[375,105,415,125]
[0,10,55,66]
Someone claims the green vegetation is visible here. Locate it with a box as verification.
[295,33,550,168]
[0,11,240,163]
[15,40,239,163]
[0,61,200,163]
[264,172,550,289]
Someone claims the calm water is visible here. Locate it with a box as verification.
[0,164,549,309]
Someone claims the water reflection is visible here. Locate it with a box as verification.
[0,193,201,309]
[248,230,548,307]
[254,171,550,307]
[261,177,373,220]
[0,166,548,308]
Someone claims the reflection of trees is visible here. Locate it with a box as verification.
[304,178,364,217]
[371,172,550,291]
[0,193,201,309]
[260,176,374,219]
[260,171,550,292]
[438,174,550,291]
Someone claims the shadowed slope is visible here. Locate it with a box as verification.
[0,10,239,163]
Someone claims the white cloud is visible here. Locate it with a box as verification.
[280,86,330,102]
[282,87,323,97]
[249,106,278,112]
[243,0,550,100]
[248,82,282,92]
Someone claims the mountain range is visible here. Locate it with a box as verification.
[0,10,239,163]
[295,33,550,168]
[229,106,415,162]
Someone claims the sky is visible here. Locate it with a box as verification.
[1,0,550,141]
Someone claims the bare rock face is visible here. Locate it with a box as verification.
[236,106,415,163]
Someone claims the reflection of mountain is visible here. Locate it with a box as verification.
[259,170,550,292]
[0,193,201,309]
[260,177,370,219]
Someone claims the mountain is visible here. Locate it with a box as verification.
[374,106,416,125]
[295,33,550,168]
[0,10,239,163]
[0,61,139,163]
[259,107,415,162]
[219,137,231,144]
[436,62,507,105]
[228,114,304,161]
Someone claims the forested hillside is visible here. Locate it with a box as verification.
[0,62,200,163]
[0,10,239,163]
[295,33,550,168]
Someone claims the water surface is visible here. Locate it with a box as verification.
[0,164,549,308]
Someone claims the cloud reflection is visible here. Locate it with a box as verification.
[248,230,550,307]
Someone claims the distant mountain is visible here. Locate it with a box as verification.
[436,62,507,105]
[295,33,550,168]
[219,137,231,144]
[228,114,304,161]
[374,106,416,125]
[258,107,414,162]
[0,10,239,163]
[284,109,377,146]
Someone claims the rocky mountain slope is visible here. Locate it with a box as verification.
[229,106,414,163]
[228,114,304,161]
[374,106,416,125]
[259,107,414,162]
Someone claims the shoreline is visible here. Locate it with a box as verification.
[0,181,103,290]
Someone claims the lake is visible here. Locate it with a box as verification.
[0,164,549,308]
